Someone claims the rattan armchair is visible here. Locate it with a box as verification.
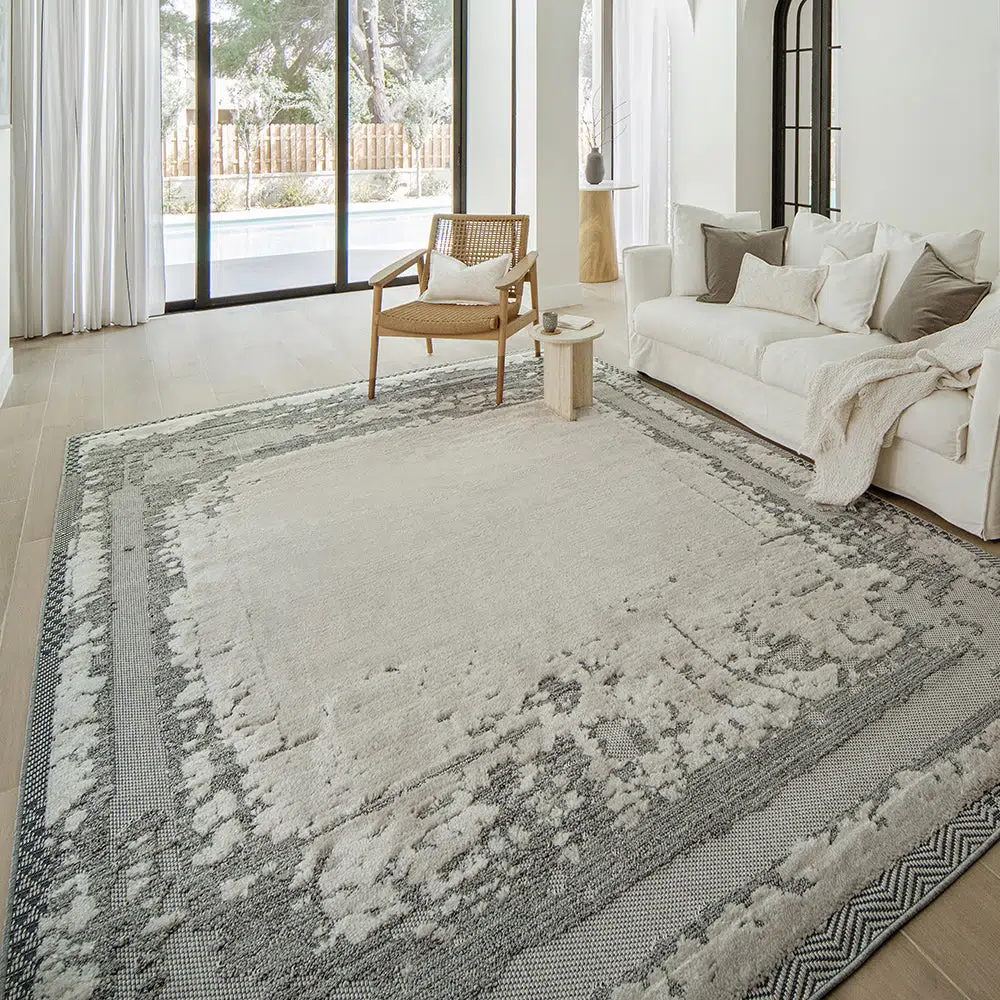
[368,214,541,405]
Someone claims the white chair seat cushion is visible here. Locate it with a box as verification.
[760,333,972,460]
[633,296,837,378]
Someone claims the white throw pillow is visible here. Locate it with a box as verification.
[672,204,762,297]
[785,211,878,267]
[816,246,887,334]
[420,251,512,305]
[870,223,985,330]
[729,254,828,325]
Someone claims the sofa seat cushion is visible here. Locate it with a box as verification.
[632,296,837,377]
[760,333,896,396]
[761,334,972,460]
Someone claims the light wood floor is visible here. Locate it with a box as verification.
[1,283,999,997]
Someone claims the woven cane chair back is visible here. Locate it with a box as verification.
[424,215,531,306]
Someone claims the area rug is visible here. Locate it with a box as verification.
[3,356,1000,1000]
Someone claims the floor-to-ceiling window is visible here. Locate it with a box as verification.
[772,0,840,228]
[160,0,465,308]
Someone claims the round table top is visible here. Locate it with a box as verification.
[579,181,639,192]
[531,324,605,344]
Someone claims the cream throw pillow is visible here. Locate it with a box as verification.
[671,204,762,297]
[730,255,828,324]
[816,246,887,334]
[870,224,984,330]
[785,211,878,266]
[421,251,512,305]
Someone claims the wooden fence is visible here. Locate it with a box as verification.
[162,122,453,178]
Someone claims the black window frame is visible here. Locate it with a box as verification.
[168,0,469,313]
[772,0,839,229]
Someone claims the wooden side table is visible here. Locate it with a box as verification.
[579,182,638,284]
[530,326,605,421]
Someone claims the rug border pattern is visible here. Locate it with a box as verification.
[0,356,998,1000]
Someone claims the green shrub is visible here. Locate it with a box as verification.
[162,181,194,215]
[350,171,401,204]
[258,177,321,209]
[211,181,240,214]
[411,170,451,198]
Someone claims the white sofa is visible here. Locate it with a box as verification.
[623,243,1000,539]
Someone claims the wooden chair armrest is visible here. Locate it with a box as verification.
[370,250,427,288]
[497,252,538,291]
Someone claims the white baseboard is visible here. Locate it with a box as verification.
[540,283,584,311]
[0,347,12,407]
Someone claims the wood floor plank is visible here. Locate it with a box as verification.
[103,359,163,430]
[830,932,968,1000]
[0,537,51,794]
[21,426,74,544]
[0,501,27,627]
[903,862,1000,1000]
[157,374,218,419]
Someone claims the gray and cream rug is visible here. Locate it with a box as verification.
[3,356,1000,1000]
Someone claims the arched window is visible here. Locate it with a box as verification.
[772,0,840,228]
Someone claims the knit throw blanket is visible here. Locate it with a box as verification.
[803,293,1000,506]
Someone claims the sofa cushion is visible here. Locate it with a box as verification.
[786,211,878,267]
[671,204,762,297]
[870,223,985,331]
[760,333,896,396]
[633,296,837,378]
[760,333,972,460]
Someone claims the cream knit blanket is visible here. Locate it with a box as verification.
[803,293,1000,506]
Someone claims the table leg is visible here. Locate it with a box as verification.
[543,344,577,421]
[579,189,619,283]
[572,341,594,409]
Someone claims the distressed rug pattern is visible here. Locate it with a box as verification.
[2,357,1000,1000]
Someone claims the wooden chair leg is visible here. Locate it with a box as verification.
[368,289,382,400]
[534,339,541,358]
[425,338,434,355]
[496,334,506,405]
[368,332,379,400]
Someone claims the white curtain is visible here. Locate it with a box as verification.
[613,0,671,250]
[12,0,165,338]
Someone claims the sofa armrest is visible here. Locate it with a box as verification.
[967,346,1000,538]
[623,245,673,332]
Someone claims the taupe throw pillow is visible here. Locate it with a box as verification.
[697,225,788,304]
[883,243,992,343]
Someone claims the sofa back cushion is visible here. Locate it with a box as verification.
[697,225,788,305]
[816,246,887,334]
[730,254,828,324]
[672,204,762,297]
[786,211,878,267]
[882,243,993,343]
[870,223,985,330]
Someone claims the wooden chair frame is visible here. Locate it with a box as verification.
[368,214,541,405]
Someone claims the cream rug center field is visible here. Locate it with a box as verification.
[3,357,1000,1000]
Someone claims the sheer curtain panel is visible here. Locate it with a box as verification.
[613,0,670,250]
[12,0,165,338]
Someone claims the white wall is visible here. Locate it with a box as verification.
[839,0,1000,278]
[0,128,11,405]
[466,0,513,215]
[528,0,584,308]
[667,0,775,221]
[465,0,583,308]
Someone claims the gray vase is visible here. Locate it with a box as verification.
[585,147,605,185]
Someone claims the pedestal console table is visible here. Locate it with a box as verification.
[579,182,638,284]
